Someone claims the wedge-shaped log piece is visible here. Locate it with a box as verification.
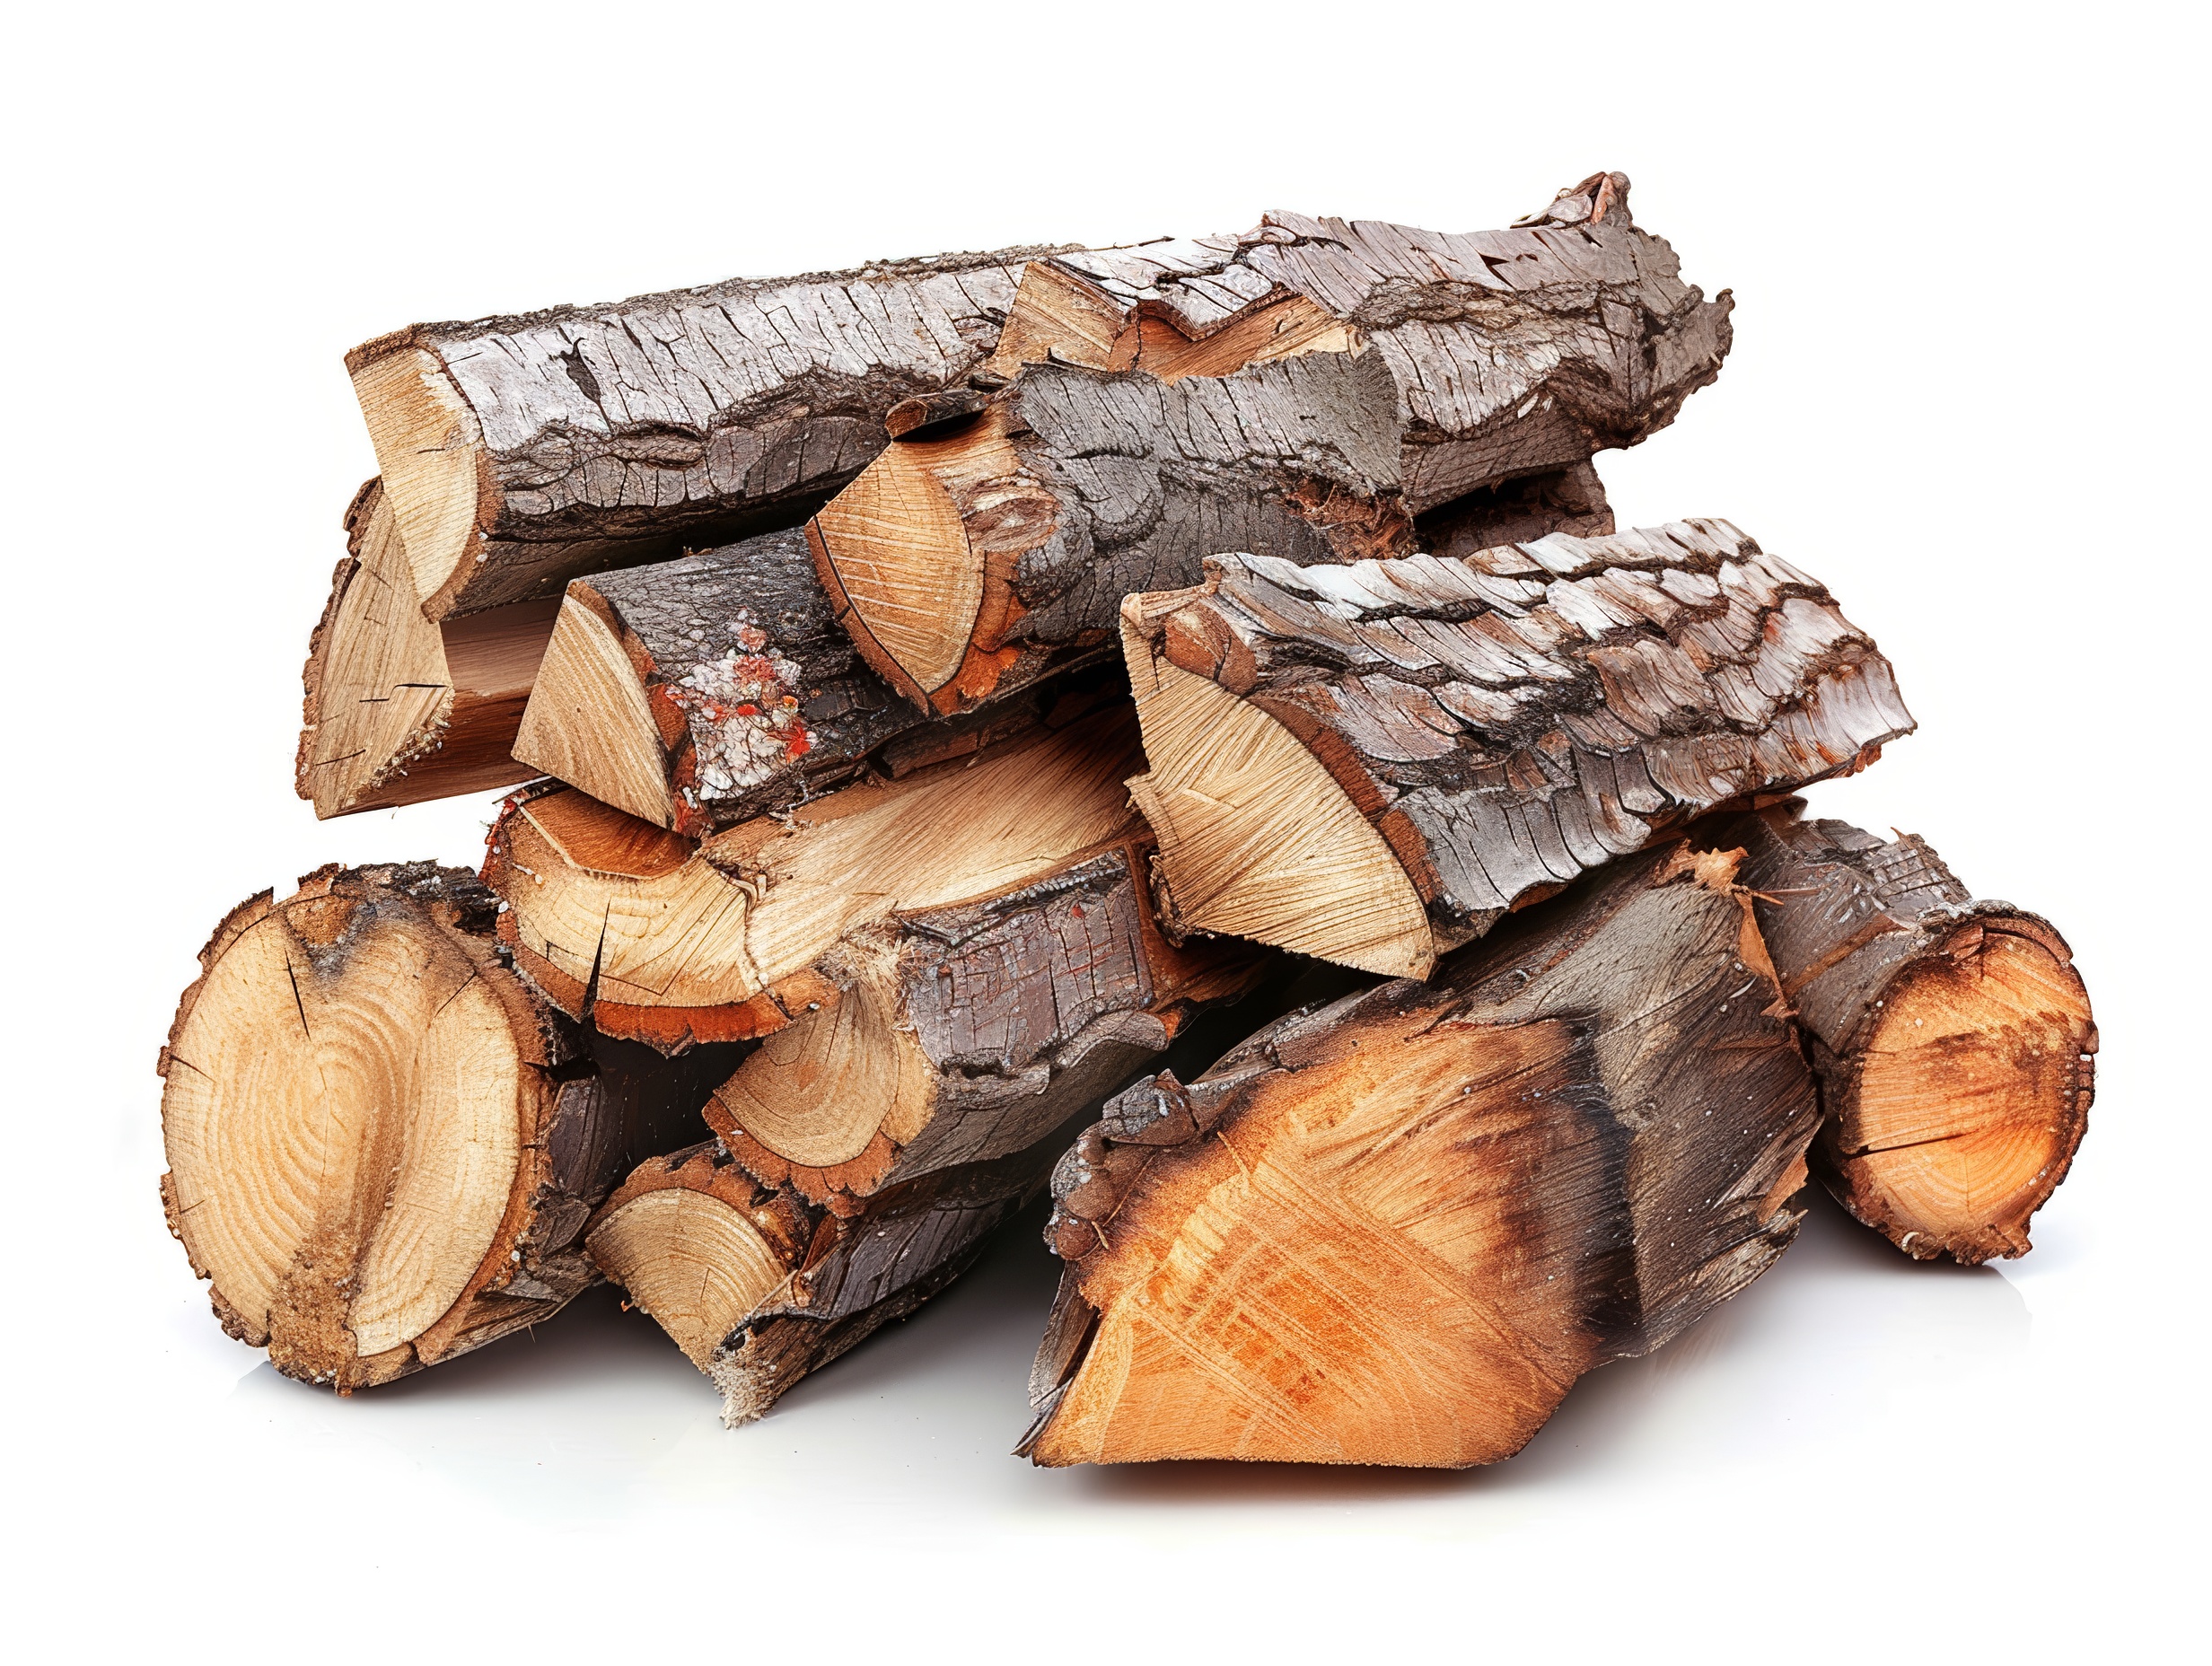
[512,526,1106,835]
[485,701,1146,1051]
[1701,803,2096,1263]
[704,842,1268,1211]
[350,243,1081,621]
[1022,841,1819,1468]
[297,481,559,817]
[588,1138,1057,1425]
[158,862,742,1390]
[1122,519,1916,979]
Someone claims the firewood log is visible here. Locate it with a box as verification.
[348,243,1082,621]
[157,862,742,1390]
[484,700,1147,1050]
[1021,840,1819,1469]
[510,524,1107,835]
[1120,520,1916,979]
[806,174,1726,715]
[297,481,560,817]
[1700,803,2096,1262]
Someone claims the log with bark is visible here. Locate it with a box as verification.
[1119,519,1916,979]
[1698,802,2096,1263]
[484,699,1149,1051]
[1021,838,1819,1468]
[807,173,1724,715]
[297,481,560,817]
[157,862,743,1390]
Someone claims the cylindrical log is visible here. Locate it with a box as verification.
[157,862,742,1390]
[1021,839,1820,1469]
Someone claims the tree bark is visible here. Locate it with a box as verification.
[1698,802,2096,1262]
[158,862,744,1390]
[510,524,1110,835]
[1021,839,1819,1469]
[296,480,559,817]
[1120,518,1916,979]
[484,699,1149,1051]
[808,173,1725,714]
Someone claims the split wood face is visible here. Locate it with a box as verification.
[1121,519,1916,978]
[295,481,557,817]
[1023,843,1820,1469]
[485,702,1151,1052]
[1709,805,2096,1262]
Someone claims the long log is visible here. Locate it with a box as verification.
[808,174,1725,714]
[1021,839,1819,1469]
[1701,803,2096,1262]
[1119,519,1916,979]
[158,862,742,1390]
[297,481,558,817]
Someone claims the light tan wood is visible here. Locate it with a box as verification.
[584,1188,789,1369]
[349,348,485,609]
[512,592,672,827]
[1121,593,1432,978]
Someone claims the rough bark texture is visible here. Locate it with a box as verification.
[808,173,1720,715]
[1022,841,1818,1468]
[348,244,1079,620]
[1122,519,1915,978]
[1698,803,2096,1262]
[511,525,1109,835]
[1418,460,1615,557]
[296,481,557,816]
[158,862,742,1390]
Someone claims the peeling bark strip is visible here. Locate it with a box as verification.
[586,1138,1059,1426]
[809,173,1721,717]
[484,701,1147,1052]
[348,244,1084,620]
[1698,803,2096,1263]
[702,844,1270,1214]
[511,526,1108,836]
[1022,842,1819,1469]
[296,481,558,818]
[1121,519,1915,979]
[158,863,743,1390]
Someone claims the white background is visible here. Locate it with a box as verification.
[5,2,2204,1656]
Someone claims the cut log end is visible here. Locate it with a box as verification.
[347,349,489,618]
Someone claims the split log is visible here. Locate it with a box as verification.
[1120,519,1916,979]
[806,174,1725,715]
[1021,839,1820,1469]
[484,700,1147,1050]
[348,243,1079,621]
[298,481,558,817]
[511,525,1107,835]
[1701,803,2096,1262]
[157,862,742,1390]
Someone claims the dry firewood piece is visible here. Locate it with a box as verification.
[349,242,1090,622]
[157,862,743,1390]
[511,525,1108,836]
[703,840,1269,1211]
[1699,803,2096,1263]
[587,1138,1056,1425]
[810,173,1722,717]
[1021,841,1820,1469]
[296,481,559,817]
[1121,518,1916,979]
[485,701,1147,1051]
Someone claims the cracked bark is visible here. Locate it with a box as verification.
[158,862,744,1390]
[1696,802,2095,1262]
[1120,519,1915,978]
[1021,840,1819,1468]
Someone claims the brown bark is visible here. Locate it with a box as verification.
[1022,839,1819,1469]
[1697,802,2096,1262]
[1120,519,1916,979]
[296,481,558,817]
[809,173,1724,714]
[157,862,743,1390]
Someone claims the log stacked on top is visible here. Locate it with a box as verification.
[166,172,2094,1460]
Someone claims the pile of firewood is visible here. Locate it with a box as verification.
[160,173,2096,1468]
